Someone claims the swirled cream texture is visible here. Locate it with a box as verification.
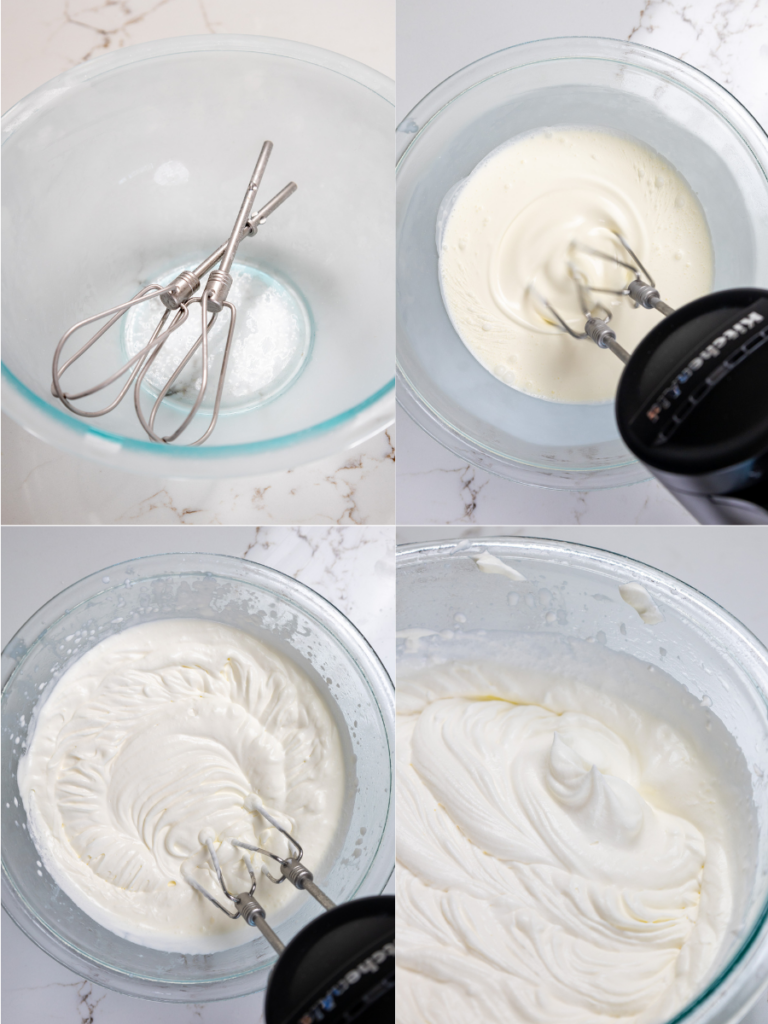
[439,128,713,402]
[18,619,344,952]
[397,661,736,1024]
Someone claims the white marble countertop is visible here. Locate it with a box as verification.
[1,524,395,1022]
[396,0,768,525]
[1,0,395,526]
[2,415,396,526]
[395,524,768,1024]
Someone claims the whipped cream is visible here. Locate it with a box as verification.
[19,619,345,953]
[620,582,664,624]
[397,653,747,1023]
[472,550,527,580]
[439,127,713,402]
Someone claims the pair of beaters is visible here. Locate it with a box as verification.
[534,237,768,524]
[51,141,297,446]
[187,806,394,1024]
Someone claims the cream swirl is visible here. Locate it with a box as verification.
[439,127,713,402]
[396,661,736,1024]
[19,619,344,953]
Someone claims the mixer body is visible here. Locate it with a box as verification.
[616,288,768,524]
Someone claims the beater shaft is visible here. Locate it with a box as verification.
[134,142,281,443]
[183,832,283,951]
[302,878,337,913]
[232,801,337,911]
[158,179,297,312]
[250,910,286,953]
[235,891,286,953]
[531,231,672,364]
[584,317,630,364]
[186,821,332,950]
[206,141,273,313]
[625,279,674,317]
[191,182,298,284]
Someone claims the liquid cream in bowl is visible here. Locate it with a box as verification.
[18,619,345,953]
[439,127,714,402]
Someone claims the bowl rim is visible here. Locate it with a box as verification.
[396,534,768,1024]
[395,35,768,491]
[1,34,395,477]
[396,35,768,162]
[1,550,395,1002]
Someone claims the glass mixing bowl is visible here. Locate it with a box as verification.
[397,36,768,489]
[2,553,394,1001]
[397,537,768,1023]
[2,36,394,477]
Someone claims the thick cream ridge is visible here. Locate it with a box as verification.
[18,619,345,953]
[396,658,740,1024]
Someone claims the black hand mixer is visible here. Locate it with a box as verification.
[533,235,768,524]
[184,805,394,1024]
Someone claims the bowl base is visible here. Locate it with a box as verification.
[123,259,312,414]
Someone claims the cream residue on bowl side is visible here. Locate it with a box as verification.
[471,551,527,580]
[18,619,345,953]
[620,581,664,624]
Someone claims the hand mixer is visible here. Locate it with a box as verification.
[51,141,297,446]
[533,233,768,524]
[184,804,394,1024]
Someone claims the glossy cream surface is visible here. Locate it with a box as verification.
[18,619,345,953]
[439,127,713,402]
[397,658,740,1024]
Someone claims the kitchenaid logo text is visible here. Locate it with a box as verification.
[646,310,765,422]
[298,941,395,1023]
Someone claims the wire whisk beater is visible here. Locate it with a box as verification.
[530,231,676,365]
[51,141,297,445]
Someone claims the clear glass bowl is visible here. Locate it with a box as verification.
[397,37,768,489]
[2,36,394,477]
[397,537,768,1024]
[2,553,394,1001]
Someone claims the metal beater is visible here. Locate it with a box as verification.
[51,141,297,446]
[531,234,768,525]
[184,803,395,1023]
[531,232,675,364]
[184,803,335,954]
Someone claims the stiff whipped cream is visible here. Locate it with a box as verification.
[19,619,345,953]
[397,652,747,1024]
[439,127,713,402]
